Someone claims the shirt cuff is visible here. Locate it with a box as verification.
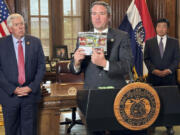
[74,65,80,73]
[167,69,172,74]
[103,60,109,71]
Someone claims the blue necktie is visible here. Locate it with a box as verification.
[159,38,164,58]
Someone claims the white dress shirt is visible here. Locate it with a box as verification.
[12,35,25,63]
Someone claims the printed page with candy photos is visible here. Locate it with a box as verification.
[78,32,107,55]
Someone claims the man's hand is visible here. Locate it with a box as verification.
[74,48,86,68]
[91,48,107,67]
[14,86,32,97]
[162,69,171,76]
[152,69,171,77]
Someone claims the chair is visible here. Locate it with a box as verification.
[60,107,83,133]
[56,60,84,83]
[56,60,84,133]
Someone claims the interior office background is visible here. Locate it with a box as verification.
[5,0,180,59]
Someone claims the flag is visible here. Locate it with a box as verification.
[119,0,156,77]
[0,0,10,37]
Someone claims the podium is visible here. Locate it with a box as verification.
[77,85,180,132]
[154,86,180,126]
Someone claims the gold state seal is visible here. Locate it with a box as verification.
[114,82,160,130]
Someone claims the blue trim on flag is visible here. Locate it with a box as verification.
[119,16,143,76]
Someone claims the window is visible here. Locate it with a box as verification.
[28,0,83,58]
[29,0,50,56]
[63,0,83,56]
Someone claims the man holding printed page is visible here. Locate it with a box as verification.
[70,1,147,135]
[70,1,133,91]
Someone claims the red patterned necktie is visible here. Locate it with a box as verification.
[18,40,25,85]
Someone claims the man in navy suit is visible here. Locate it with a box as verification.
[0,13,45,135]
[144,18,180,135]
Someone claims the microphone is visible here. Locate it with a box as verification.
[126,59,134,83]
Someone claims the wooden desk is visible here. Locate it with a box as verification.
[38,95,76,135]
[43,72,57,83]
[38,82,83,135]
[0,105,4,126]
[50,82,84,96]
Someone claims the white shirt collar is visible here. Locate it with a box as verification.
[12,35,25,44]
[157,35,167,49]
[157,35,167,40]
[94,28,108,33]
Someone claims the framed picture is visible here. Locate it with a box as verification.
[54,45,68,60]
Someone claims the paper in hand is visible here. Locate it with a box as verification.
[78,32,107,55]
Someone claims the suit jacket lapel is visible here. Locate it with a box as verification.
[106,28,115,59]
[162,37,170,59]
[7,35,18,71]
[25,36,31,71]
[154,37,163,59]
[107,28,115,41]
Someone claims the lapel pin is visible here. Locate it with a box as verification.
[110,38,114,42]
[26,41,30,45]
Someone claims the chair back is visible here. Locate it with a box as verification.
[56,60,84,83]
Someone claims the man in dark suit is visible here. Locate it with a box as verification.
[144,18,180,135]
[70,1,133,90]
[0,13,45,135]
[70,1,148,135]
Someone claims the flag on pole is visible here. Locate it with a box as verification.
[0,0,10,37]
[119,0,156,77]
